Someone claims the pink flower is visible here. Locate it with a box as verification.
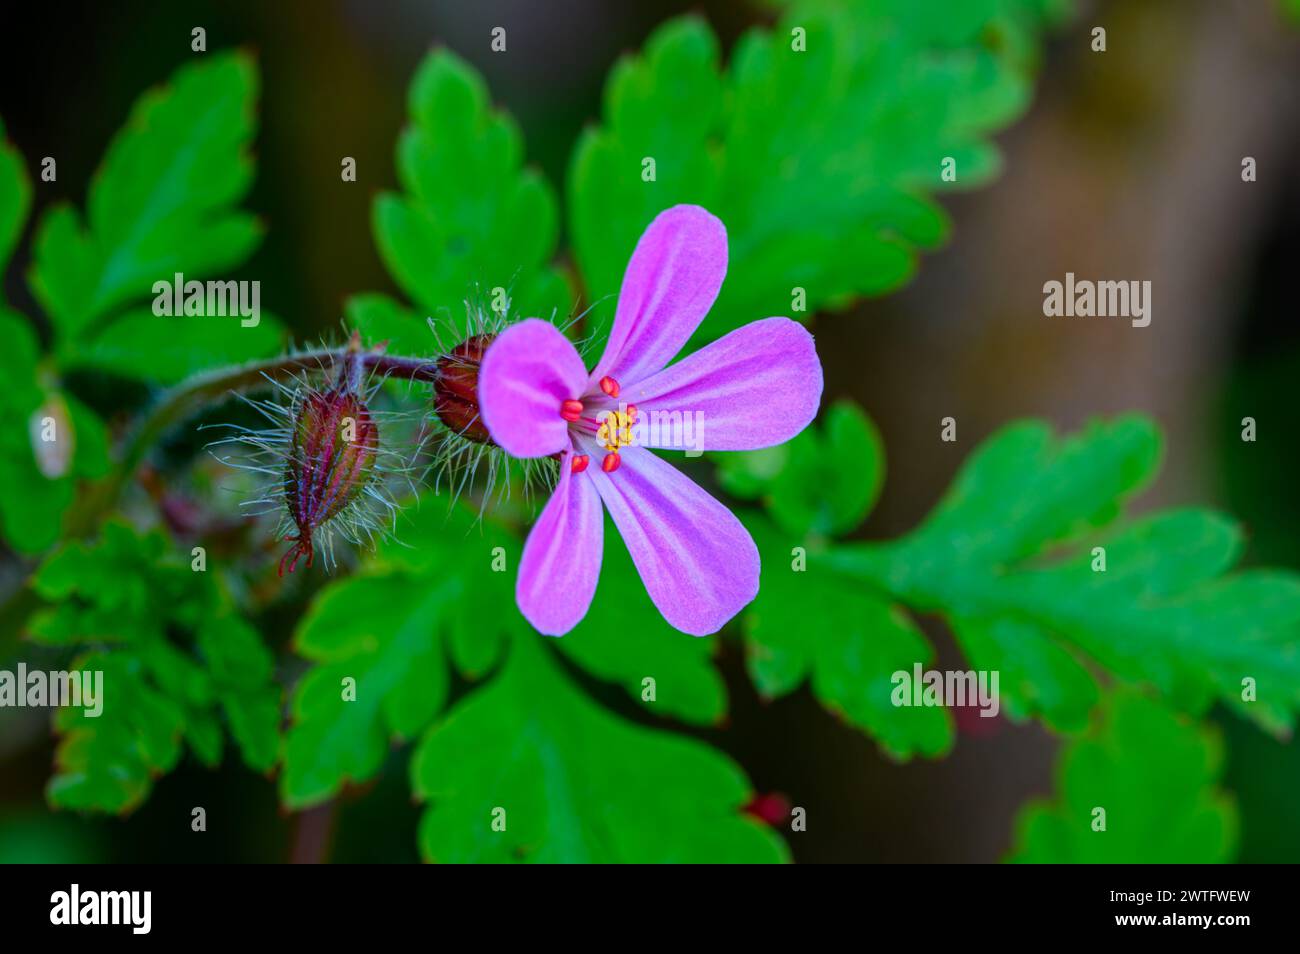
[478,205,823,636]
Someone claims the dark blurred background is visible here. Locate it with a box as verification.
[1,0,1297,862]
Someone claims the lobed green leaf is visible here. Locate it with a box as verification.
[411,635,786,863]
[570,1,1064,347]
[29,523,281,812]
[350,49,571,354]
[1008,692,1237,862]
[820,416,1300,734]
[25,52,281,376]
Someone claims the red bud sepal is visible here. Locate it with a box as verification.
[432,334,495,444]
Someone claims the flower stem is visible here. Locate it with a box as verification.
[66,347,440,536]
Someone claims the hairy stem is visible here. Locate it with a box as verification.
[66,347,440,536]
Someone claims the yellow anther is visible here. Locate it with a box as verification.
[596,409,636,453]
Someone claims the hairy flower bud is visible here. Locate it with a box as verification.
[433,334,495,445]
[280,385,379,575]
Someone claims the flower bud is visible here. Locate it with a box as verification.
[280,385,379,575]
[432,334,495,445]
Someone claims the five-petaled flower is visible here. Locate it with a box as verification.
[478,205,823,636]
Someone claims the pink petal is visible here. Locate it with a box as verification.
[620,317,822,451]
[517,452,604,636]
[479,319,588,458]
[581,442,759,636]
[590,205,728,389]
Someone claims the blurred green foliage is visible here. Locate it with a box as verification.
[571,0,1068,347]
[821,418,1300,737]
[0,52,282,554]
[28,52,278,374]
[29,522,279,812]
[730,413,1300,764]
[1009,691,1237,863]
[345,49,572,356]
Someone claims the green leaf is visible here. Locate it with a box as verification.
[221,691,282,774]
[570,2,1062,344]
[0,307,39,381]
[568,18,723,334]
[197,615,281,772]
[871,417,1160,568]
[744,516,953,759]
[947,616,1098,732]
[281,574,459,808]
[374,497,524,678]
[1,54,274,546]
[719,399,883,537]
[355,49,571,353]
[283,496,780,860]
[281,496,524,807]
[411,635,787,863]
[0,116,31,277]
[49,651,185,814]
[730,402,948,757]
[391,496,725,724]
[73,306,285,384]
[554,522,728,726]
[823,416,1300,733]
[0,54,278,553]
[31,521,181,643]
[343,293,420,353]
[30,522,281,812]
[28,51,265,360]
[1008,692,1237,862]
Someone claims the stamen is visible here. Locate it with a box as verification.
[560,399,584,422]
[596,408,635,452]
[602,452,621,473]
[571,454,590,474]
[599,376,620,398]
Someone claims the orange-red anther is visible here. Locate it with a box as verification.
[601,452,622,473]
[570,454,590,473]
[560,399,584,422]
[599,376,620,398]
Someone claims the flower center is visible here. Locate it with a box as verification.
[558,377,638,474]
[596,407,637,453]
